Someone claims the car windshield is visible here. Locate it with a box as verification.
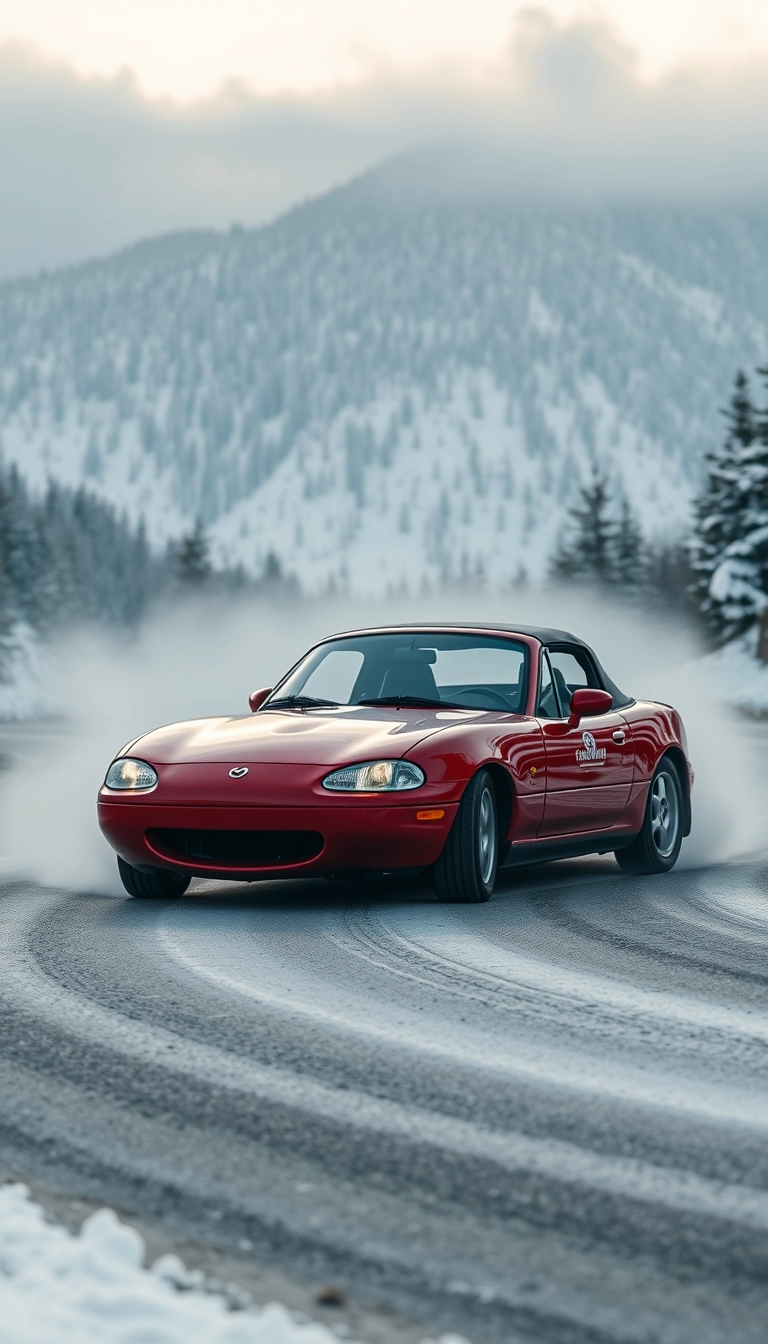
[267,633,529,713]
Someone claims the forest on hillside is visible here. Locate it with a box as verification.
[0,467,293,680]
[2,352,765,687]
[1,186,767,592]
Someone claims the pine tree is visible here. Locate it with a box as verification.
[612,497,646,592]
[175,517,210,586]
[550,468,617,586]
[646,542,695,619]
[262,551,283,584]
[690,371,754,619]
[690,370,768,642]
[756,365,768,445]
[0,488,16,681]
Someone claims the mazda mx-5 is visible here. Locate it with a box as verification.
[98,624,693,902]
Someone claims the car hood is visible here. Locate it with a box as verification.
[127,705,483,766]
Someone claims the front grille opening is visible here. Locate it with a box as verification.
[147,828,323,868]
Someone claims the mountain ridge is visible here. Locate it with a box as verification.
[2,153,767,593]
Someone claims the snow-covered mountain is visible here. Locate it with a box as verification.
[2,157,768,593]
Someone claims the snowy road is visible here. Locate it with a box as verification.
[2,850,768,1344]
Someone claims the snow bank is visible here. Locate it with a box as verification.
[701,626,768,714]
[0,1184,465,1344]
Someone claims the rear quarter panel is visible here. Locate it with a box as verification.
[621,699,692,835]
[621,701,687,783]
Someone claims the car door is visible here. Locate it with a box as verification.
[536,646,634,837]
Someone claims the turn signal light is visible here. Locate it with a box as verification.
[416,809,445,821]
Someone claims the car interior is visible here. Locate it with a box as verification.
[272,635,623,718]
[537,646,605,719]
[350,641,527,712]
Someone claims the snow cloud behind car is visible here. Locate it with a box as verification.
[0,588,760,895]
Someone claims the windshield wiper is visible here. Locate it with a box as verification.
[265,695,340,710]
[358,695,465,710]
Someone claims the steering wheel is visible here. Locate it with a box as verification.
[451,686,514,710]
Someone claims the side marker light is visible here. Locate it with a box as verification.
[416,809,445,821]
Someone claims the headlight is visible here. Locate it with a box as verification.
[105,758,158,791]
[322,760,425,792]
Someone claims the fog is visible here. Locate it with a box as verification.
[0,590,761,896]
[3,7,768,277]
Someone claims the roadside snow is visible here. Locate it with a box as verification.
[701,626,768,714]
[0,1184,465,1344]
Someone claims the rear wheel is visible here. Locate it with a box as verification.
[433,769,498,903]
[117,856,191,899]
[615,759,683,875]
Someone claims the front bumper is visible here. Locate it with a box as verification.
[97,798,459,880]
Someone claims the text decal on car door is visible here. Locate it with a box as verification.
[576,731,607,766]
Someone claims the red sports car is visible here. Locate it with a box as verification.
[98,624,693,902]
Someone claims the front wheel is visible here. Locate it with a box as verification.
[117,856,191,899]
[615,760,683,875]
[433,769,498,903]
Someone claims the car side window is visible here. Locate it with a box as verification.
[548,648,599,714]
[536,651,561,718]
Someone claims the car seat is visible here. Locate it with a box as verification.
[379,661,440,701]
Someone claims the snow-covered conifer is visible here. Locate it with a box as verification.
[612,497,646,593]
[551,471,651,596]
[550,468,617,586]
[690,370,768,641]
[175,517,211,586]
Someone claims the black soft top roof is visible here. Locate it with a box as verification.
[324,623,634,709]
[329,622,582,643]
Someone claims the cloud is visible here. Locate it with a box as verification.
[1,9,768,278]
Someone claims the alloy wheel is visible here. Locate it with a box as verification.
[650,770,680,859]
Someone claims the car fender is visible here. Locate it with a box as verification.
[404,716,546,843]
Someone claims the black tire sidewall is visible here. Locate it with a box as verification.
[118,856,190,899]
[469,773,498,898]
[432,768,499,902]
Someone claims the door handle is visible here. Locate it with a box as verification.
[612,730,626,744]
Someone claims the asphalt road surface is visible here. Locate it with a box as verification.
[4,839,768,1344]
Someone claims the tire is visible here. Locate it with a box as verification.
[117,856,191,899]
[433,769,498,903]
[615,758,683,876]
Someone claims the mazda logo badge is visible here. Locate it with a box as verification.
[229,766,249,778]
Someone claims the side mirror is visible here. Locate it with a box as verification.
[567,687,613,728]
[249,687,272,713]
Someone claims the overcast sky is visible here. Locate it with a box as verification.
[2,2,768,278]
[5,2,768,98]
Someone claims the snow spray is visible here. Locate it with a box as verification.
[0,587,761,895]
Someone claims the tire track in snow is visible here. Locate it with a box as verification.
[3,861,768,1344]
